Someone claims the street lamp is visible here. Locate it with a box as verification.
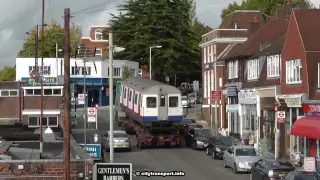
[149,45,162,79]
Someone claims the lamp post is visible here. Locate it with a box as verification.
[149,45,162,79]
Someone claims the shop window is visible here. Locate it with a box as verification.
[44,89,53,95]
[24,87,63,96]
[0,90,18,97]
[48,117,58,127]
[28,117,38,127]
[169,96,178,107]
[146,97,157,108]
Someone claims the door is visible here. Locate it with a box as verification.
[158,94,168,120]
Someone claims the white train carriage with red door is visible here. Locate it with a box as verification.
[116,77,183,148]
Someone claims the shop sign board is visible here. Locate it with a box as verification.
[284,98,301,107]
[93,163,132,180]
[302,104,320,117]
[238,90,257,104]
[226,104,238,113]
[211,90,221,101]
[304,157,316,172]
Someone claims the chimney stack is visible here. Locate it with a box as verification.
[249,18,261,37]
[276,4,285,19]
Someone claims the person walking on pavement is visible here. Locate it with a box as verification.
[242,127,250,145]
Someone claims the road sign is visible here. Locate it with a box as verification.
[79,144,101,160]
[70,111,84,117]
[88,108,96,115]
[193,80,199,92]
[87,108,97,123]
[277,111,285,118]
[93,163,132,180]
[78,94,85,105]
[304,157,316,172]
[211,90,221,101]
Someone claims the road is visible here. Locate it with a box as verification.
[183,104,202,119]
[83,107,249,180]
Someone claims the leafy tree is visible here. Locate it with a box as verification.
[0,66,16,81]
[192,18,212,42]
[122,66,132,80]
[107,0,203,82]
[18,21,82,58]
[220,0,314,20]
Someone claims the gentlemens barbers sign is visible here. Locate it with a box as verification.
[93,163,132,180]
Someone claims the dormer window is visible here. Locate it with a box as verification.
[95,29,103,40]
[267,55,280,78]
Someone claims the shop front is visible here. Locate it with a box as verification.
[225,86,240,138]
[291,103,320,159]
[276,94,307,157]
[238,89,257,138]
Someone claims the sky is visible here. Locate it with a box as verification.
[0,0,320,69]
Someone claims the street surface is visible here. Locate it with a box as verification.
[86,107,250,180]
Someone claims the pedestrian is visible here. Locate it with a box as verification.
[242,127,250,145]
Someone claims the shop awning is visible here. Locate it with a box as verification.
[291,117,320,139]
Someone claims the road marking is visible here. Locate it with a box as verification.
[216,167,233,176]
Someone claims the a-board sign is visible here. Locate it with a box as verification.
[93,163,132,180]
[304,157,316,172]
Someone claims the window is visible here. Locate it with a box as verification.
[95,48,102,57]
[228,60,238,79]
[71,66,91,75]
[0,90,18,97]
[129,90,132,102]
[169,96,178,107]
[95,29,103,40]
[286,59,302,84]
[160,95,165,107]
[146,97,157,108]
[28,117,38,127]
[53,89,62,95]
[204,74,207,98]
[140,94,142,107]
[114,68,121,77]
[24,87,63,96]
[267,55,280,77]
[204,47,207,63]
[81,67,91,75]
[44,89,52,95]
[247,59,259,80]
[134,94,138,104]
[34,89,41,95]
[130,68,135,76]
[48,117,58,126]
[124,88,127,98]
[29,66,50,75]
[71,67,80,75]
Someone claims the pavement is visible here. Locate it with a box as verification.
[73,106,250,180]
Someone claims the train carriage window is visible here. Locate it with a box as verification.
[124,88,127,98]
[160,95,165,107]
[129,90,132,102]
[140,94,142,107]
[169,96,179,107]
[146,97,157,108]
[134,94,138,104]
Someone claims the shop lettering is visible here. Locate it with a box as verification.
[98,168,130,174]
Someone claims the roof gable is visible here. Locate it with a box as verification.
[222,19,288,61]
[294,9,320,51]
[251,34,286,58]
[219,10,268,29]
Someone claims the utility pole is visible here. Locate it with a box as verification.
[35,25,38,70]
[63,8,71,180]
[214,53,218,135]
[109,31,114,163]
[39,0,45,154]
[56,43,59,76]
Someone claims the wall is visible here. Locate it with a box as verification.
[100,60,139,78]
[0,82,22,119]
[281,12,308,95]
[0,159,92,179]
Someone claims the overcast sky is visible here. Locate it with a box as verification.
[0,0,319,68]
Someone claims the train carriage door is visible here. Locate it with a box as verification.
[159,94,168,120]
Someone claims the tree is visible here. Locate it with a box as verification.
[18,21,82,58]
[220,0,314,19]
[192,18,212,42]
[122,66,132,80]
[108,0,202,82]
[0,66,16,81]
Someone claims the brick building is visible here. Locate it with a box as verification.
[200,10,268,129]
[81,25,109,58]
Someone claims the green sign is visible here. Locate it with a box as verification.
[226,104,239,113]
[71,112,84,117]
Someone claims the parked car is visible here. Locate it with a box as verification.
[181,96,191,108]
[180,118,197,134]
[250,159,295,180]
[206,136,235,159]
[185,128,213,150]
[223,145,261,173]
[282,171,320,180]
[102,130,131,152]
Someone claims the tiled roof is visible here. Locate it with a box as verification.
[294,9,320,51]
[221,19,288,61]
[219,10,268,29]
[251,34,286,58]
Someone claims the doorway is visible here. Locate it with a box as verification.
[88,89,100,107]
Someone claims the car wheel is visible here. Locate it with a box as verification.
[223,158,228,168]
[206,147,210,155]
[212,151,216,159]
[234,163,238,173]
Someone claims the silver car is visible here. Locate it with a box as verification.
[102,130,131,152]
[181,96,191,108]
[223,145,261,173]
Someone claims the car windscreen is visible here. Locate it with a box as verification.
[215,137,233,146]
[113,133,127,138]
[235,148,257,156]
[195,129,212,138]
